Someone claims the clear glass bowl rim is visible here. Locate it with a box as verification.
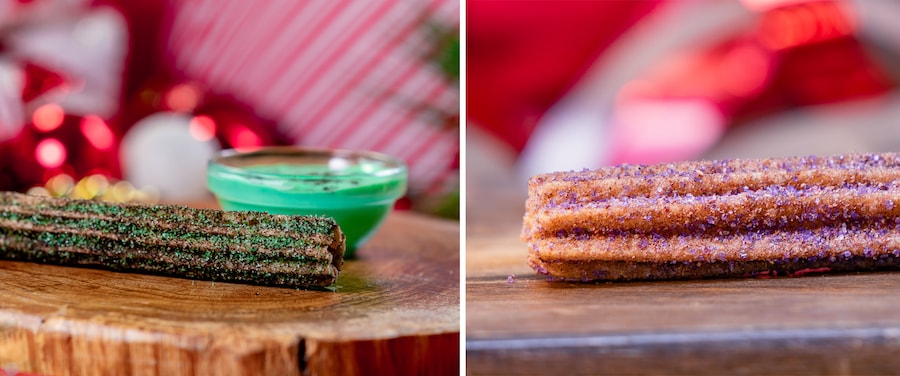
[208,146,407,182]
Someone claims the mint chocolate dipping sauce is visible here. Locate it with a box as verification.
[207,147,407,257]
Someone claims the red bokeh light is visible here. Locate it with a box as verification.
[188,115,216,141]
[32,104,65,132]
[35,138,67,168]
[164,83,201,112]
[757,1,854,51]
[230,124,262,151]
[80,115,115,150]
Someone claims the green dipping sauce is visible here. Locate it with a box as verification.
[207,148,407,257]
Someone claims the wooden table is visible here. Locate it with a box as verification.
[465,132,900,375]
[0,210,459,376]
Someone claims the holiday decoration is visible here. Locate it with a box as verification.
[27,173,159,204]
[119,112,219,202]
[0,0,127,194]
[0,1,460,218]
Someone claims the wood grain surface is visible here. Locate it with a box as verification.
[465,130,900,375]
[0,211,460,376]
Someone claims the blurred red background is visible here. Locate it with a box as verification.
[0,0,459,216]
[468,0,896,174]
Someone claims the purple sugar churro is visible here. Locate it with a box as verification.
[523,153,900,281]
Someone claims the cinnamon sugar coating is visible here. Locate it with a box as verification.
[523,153,900,281]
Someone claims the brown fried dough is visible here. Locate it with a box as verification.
[523,153,900,281]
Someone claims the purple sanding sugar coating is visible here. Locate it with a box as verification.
[542,181,900,241]
[526,152,900,280]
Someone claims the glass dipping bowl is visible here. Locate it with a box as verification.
[207,147,407,257]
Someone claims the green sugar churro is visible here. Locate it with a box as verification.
[0,192,345,288]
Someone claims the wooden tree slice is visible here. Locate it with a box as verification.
[0,212,460,375]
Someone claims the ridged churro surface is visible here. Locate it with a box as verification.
[0,192,345,288]
[523,153,900,281]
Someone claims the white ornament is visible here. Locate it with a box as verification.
[121,112,220,203]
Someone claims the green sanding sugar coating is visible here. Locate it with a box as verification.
[207,148,407,256]
[0,191,344,288]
